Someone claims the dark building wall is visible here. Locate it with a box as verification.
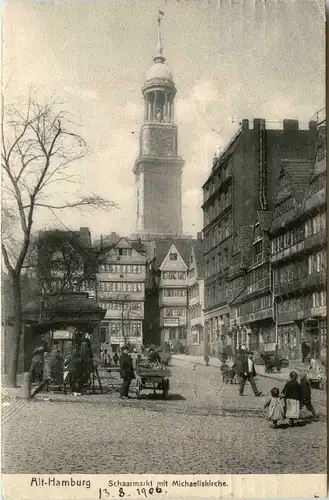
[231,120,317,237]
[143,286,161,345]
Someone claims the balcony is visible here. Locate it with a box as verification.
[274,270,326,296]
[239,307,273,324]
[244,277,270,297]
[277,309,311,324]
[271,242,305,264]
[249,252,269,269]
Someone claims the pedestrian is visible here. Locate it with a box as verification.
[234,351,245,384]
[29,346,45,385]
[204,354,209,366]
[119,345,135,399]
[264,387,284,428]
[301,339,310,363]
[148,347,161,365]
[239,351,262,397]
[103,349,109,367]
[281,371,302,426]
[113,352,119,367]
[300,373,318,421]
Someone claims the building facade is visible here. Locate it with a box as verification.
[144,238,193,348]
[270,121,326,360]
[133,16,184,237]
[202,118,317,357]
[187,239,205,356]
[96,238,147,352]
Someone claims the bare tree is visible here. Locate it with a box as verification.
[1,94,116,387]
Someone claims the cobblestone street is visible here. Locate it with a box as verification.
[2,358,326,474]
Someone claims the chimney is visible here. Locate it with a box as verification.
[283,119,299,131]
[79,227,92,247]
[212,153,218,167]
[253,118,266,132]
[241,119,249,131]
[309,120,317,131]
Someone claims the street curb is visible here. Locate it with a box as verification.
[172,356,288,382]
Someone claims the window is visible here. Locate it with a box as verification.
[309,251,327,274]
[170,253,178,261]
[254,241,263,255]
[120,248,132,257]
[313,291,327,308]
[225,220,229,238]
[163,271,186,280]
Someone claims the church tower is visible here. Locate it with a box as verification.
[134,14,184,237]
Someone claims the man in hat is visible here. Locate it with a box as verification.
[239,351,262,396]
[119,346,135,399]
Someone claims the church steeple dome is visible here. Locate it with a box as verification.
[144,13,174,86]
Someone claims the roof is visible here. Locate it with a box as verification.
[154,238,196,268]
[130,241,147,255]
[257,211,272,232]
[146,61,172,82]
[282,159,314,202]
[190,240,204,278]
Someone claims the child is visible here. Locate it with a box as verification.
[264,387,284,428]
[300,373,318,421]
[221,361,229,383]
[281,371,302,426]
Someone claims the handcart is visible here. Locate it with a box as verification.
[135,366,171,399]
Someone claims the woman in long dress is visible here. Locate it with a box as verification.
[281,371,302,426]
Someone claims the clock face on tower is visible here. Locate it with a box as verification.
[141,126,177,157]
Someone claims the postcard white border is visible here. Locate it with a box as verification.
[1,474,327,499]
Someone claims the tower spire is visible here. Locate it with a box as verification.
[154,11,165,63]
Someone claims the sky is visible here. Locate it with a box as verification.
[3,0,325,242]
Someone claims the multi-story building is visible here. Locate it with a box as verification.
[96,238,147,352]
[229,211,273,359]
[187,237,205,356]
[270,120,326,360]
[202,118,317,356]
[144,238,193,348]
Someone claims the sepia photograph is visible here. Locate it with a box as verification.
[1,0,327,496]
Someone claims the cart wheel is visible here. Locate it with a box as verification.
[319,379,326,391]
[163,380,169,399]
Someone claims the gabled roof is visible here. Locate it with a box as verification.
[189,240,204,279]
[154,238,195,268]
[282,159,313,203]
[271,159,313,232]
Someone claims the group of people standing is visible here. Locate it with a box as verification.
[29,332,95,395]
[218,347,319,428]
[264,371,318,428]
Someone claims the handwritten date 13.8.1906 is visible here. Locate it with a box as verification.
[99,486,164,498]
